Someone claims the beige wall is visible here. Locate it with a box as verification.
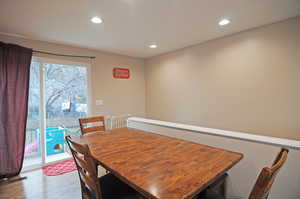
[145,17,300,140]
[2,17,300,140]
[0,34,146,117]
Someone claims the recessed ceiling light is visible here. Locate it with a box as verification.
[91,16,103,24]
[218,19,231,26]
[149,44,158,49]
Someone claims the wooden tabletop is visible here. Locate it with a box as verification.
[73,127,243,199]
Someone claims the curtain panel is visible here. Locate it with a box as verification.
[0,42,32,178]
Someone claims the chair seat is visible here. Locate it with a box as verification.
[86,173,144,199]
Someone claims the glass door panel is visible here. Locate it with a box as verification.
[44,63,88,163]
[23,62,42,168]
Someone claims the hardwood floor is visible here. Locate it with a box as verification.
[0,169,81,199]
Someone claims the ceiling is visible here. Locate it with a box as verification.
[0,0,299,58]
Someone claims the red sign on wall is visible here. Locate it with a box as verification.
[113,68,130,79]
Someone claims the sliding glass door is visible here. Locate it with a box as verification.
[44,63,88,163]
[23,58,90,170]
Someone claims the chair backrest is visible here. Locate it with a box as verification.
[65,135,102,199]
[79,116,106,135]
[248,148,289,199]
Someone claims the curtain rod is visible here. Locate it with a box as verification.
[33,50,96,59]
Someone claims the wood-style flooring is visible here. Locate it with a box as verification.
[0,169,81,199]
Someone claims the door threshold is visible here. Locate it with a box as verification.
[22,156,73,173]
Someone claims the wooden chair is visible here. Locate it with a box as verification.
[65,135,144,199]
[248,148,289,199]
[79,116,106,135]
[198,148,289,199]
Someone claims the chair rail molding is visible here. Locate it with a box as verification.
[127,117,300,150]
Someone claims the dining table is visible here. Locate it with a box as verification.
[73,127,243,199]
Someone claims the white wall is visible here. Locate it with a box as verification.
[128,119,300,199]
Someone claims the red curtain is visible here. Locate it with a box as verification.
[0,42,32,178]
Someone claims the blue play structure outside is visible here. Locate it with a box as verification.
[36,127,66,156]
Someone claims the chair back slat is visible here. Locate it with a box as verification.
[65,136,102,199]
[78,168,98,191]
[248,148,289,199]
[83,126,105,133]
[75,154,96,175]
[79,116,106,135]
